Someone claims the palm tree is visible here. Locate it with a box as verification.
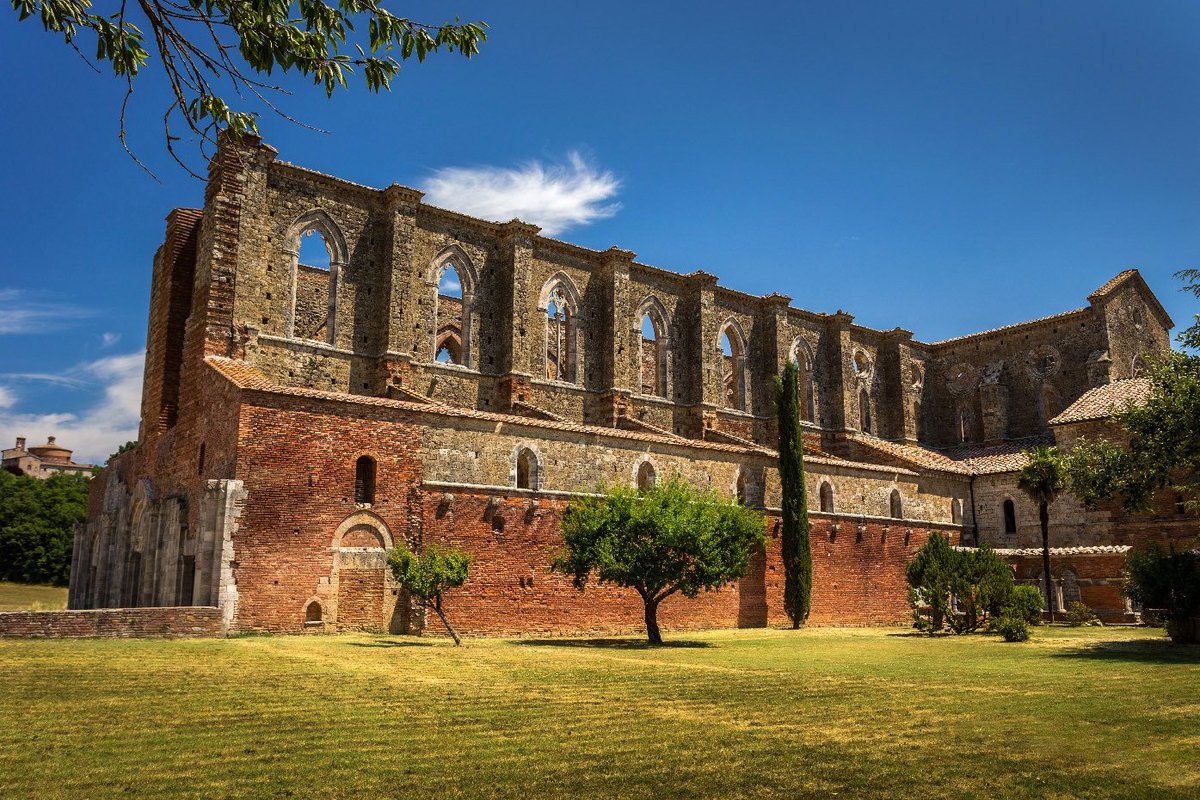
[1017,445,1067,622]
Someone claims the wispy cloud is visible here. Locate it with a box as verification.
[0,289,90,334]
[0,372,86,388]
[0,386,15,410]
[100,332,121,348]
[0,351,143,465]
[421,151,621,237]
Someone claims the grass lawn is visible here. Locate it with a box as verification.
[0,581,67,611]
[0,626,1196,799]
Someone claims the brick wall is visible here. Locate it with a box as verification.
[0,607,222,638]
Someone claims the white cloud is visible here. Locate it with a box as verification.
[0,289,90,334]
[0,351,144,465]
[100,332,121,348]
[0,386,15,409]
[421,151,621,237]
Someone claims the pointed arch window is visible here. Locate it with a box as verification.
[541,277,580,384]
[286,210,347,346]
[890,489,903,519]
[795,350,815,422]
[639,303,668,397]
[720,323,747,411]
[435,263,465,365]
[1003,499,1017,535]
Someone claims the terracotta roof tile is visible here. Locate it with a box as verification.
[845,434,972,475]
[967,545,1132,557]
[1050,378,1149,425]
[1087,269,1139,301]
[937,435,1054,475]
[928,307,1089,347]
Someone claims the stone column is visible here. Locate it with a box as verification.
[586,247,637,426]
[759,293,793,442]
[494,220,541,410]
[381,184,425,370]
[823,310,854,433]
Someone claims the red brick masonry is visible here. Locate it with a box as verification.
[0,607,223,638]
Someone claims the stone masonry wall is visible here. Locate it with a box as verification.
[0,607,223,638]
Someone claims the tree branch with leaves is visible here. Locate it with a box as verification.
[11,1,487,175]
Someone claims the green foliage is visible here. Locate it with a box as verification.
[1017,446,1067,509]
[554,477,764,644]
[1066,351,1200,515]
[992,612,1031,642]
[907,533,1015,634]
[1018,444,1067,618]
[107,440,138,464]
[0,470,90,585]
[1004,584,1046,625]
[775,359,812,628]
[387,543,470,645]
[1177,267,1200,350]
[11,1,487,171]
[1124,543,1200,643]
[1064,601,1098,627]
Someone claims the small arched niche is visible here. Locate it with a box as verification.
[636,460,656,493]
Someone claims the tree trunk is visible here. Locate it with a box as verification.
[430,598,462,646]
[1039,501,1054,623]
[643,597,663,645]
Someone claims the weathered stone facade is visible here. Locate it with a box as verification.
[71,134,1184,635]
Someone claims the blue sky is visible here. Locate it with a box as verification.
[2,1,1199,463]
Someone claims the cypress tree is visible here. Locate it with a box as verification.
[776,359,813,627]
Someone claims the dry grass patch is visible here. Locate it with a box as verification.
[0,626,1196,799]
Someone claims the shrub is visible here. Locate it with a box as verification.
[1064,601,1098,626]
[1004,584,1045,625]
[992,613,1030,642]
[1124,543,1200,644]
[907,534,1014,634]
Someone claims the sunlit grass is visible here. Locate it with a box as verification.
[0,581,67,611]
[0,626,1196,799]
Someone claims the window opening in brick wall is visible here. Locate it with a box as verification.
[516,448,538,490]
[794,351,814,422]
[1003,499,1017,535]
[640,308,667,397]
[545,286,578,383]
[197,443,206,475]
[720,324,746,411]
[305,601,323,624]
[819,481,834,513]
[1041,384,1061,423]
[295,227,334,343]
[859,389,872,434]
[435,264,465,365]
[354,456,377,505]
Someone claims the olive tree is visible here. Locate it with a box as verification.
[553,478,765,645]
[387,543,471,646]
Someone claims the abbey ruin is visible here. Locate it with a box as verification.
[69,135,1187,635]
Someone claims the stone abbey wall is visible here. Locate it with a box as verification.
[63,133,1182,637]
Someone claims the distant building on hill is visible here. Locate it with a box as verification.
[2,436,96,479]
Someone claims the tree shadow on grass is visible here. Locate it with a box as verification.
[348,639,435,648]
[1051,637,1200,664]
[512,638,712,650]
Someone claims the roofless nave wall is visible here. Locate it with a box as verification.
[63,133,1174,635]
